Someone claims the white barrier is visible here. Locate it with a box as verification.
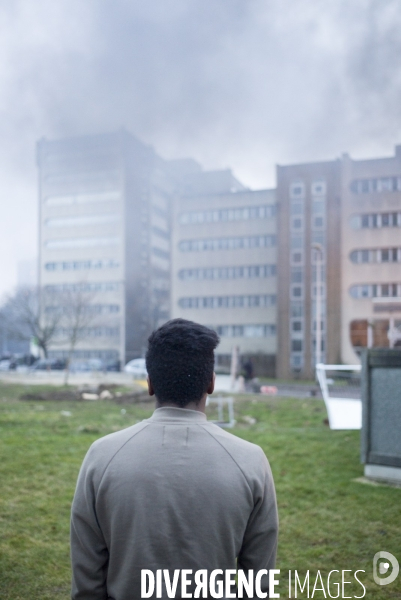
[316,364,362,430]
[206,395,236,428]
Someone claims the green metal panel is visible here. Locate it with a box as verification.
[361,349,401,468]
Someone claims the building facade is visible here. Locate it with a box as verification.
[276,160,342,379]
[37,131,401,375]
[276,145,401,379]
[171,183,277,375]
[37,131,177,366]
[341,147,401,363]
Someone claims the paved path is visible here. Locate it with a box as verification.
[0,371,322,398]
[0,370,138,387]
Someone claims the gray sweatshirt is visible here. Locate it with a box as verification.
[71,406,278,599]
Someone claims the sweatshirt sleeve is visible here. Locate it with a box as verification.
[70,444,109,600]
[237,450,279,598]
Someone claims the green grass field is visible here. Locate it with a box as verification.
[0,382,400,599]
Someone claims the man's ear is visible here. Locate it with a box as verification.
[147,376,155,396]
[206,372,215,395]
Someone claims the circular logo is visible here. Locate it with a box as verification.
[373,552,399,586]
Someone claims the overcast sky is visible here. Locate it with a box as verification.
[1,0,400,298]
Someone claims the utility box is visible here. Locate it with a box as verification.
[361,349,401,484]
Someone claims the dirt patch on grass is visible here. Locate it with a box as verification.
[20,390,80,402]
[112,390,153,404]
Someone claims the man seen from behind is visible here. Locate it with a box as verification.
[70,318,278,599]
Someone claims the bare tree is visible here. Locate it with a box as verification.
[4,284,118,383]
[53,285,114,385]
[3,286,64,358]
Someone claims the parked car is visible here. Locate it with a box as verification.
[103,360,121,372]
[123,358,147,378]
[0,359,11,371]
[31,359,66,371]
[69,359,104,372]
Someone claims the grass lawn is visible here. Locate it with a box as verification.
[0,382,400,599]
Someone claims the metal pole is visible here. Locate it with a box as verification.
[388,317,395,349]
[312,243,323,368]
[367,319,373,348]
[230,345,239,390]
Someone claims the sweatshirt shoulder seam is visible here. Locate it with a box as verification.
[198,424,257,496]
[96,422,150,491]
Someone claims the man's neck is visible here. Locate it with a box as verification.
[155,396,207,413]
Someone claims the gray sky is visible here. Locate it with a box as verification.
[1,0,400,298]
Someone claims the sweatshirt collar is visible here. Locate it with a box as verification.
[149,406,207,422]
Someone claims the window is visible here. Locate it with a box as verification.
[179,264,275,280]
[290,303,303,318]
[290,182,305,198]
[349,247,401,264]
[292,340,303,351]
[57,327,120,338]
[291,251,303,265]
[291,216,303,230]
[349,283,401,299]
[312,216,325,230]
[212,324,276,337]
[292,321,302,332]
[352,211,401,229]
[45,190,120,206]
[377,178,393,192]
[291,286,303,299]
[178,294,276,309]
[45,214,119,228]
[291,354,303,368]
[152,226,169,240]
[152,247,170,259]
[350,177,400,194]
[312,284,325,298]
[45,282,120,293]
[44,259,119,271]
[179,204,276,225]
[45,304,120,315]
[179,235,276,252]
[45,236,120,249]
[311,180,326,196]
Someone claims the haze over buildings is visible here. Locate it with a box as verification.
[38,131,278,368]
[35,130,401,376]
[2,2,401,300]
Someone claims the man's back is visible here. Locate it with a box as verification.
[71,407,278,600]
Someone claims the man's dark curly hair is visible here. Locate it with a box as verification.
[145,319,220,407]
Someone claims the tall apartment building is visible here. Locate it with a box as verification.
[37,130,179,366]
[276,146,401,379]
[341,148,401,363]
[172,180,277,375]
[276,160,342,379]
